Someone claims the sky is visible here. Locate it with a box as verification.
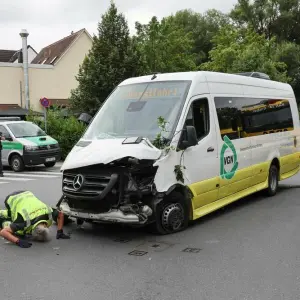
[0,0,237,52]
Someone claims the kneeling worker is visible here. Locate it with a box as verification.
[0,190,70,248]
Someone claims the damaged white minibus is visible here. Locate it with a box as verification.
[58,71,300,234]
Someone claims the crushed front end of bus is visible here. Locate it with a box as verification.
[57,137,168,228]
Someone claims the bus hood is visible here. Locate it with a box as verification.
[61,138,162,171]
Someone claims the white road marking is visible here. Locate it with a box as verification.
[0,177,33,181]
[3,173,59,178]
[0,182,9,184]
[4,171,62,176]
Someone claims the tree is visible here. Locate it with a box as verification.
[273,42,300,96]
[165,9,231,65]
[134,16,197,73]
[230,0,300,43]
[69,1,144,115]
[200,26,290,83]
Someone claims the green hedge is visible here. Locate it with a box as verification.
[27,108,87,159]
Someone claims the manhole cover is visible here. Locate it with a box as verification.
[114,238,131,243]
[128,250,148,256]
[182,248,202,253]
[134,241,174,253]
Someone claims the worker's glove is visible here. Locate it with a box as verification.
[56,230,70,240]
[16,239,32,248]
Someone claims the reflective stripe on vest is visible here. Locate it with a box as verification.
[22,208,31,228]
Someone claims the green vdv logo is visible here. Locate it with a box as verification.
[220,136,238,180]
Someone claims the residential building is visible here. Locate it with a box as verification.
[0,46,37,63]
[0,28,93,116]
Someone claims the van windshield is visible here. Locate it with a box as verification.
[83,81,191,141]
[8,122,46,138]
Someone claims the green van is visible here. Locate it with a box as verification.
[0,120,61,172]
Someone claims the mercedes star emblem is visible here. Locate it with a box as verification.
[73,174,84,190]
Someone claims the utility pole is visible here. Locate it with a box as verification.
[19,29,30,110]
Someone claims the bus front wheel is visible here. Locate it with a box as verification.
[150,191,189,235]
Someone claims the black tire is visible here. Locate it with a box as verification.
[10,154,25,172]
[149,191,189,235]
[44,162,56,168]
[264,164,279,197]
[76,219,84,226]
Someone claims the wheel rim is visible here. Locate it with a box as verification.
[161,203,185,232]
[13,159,20,170]
[270,168,277,191]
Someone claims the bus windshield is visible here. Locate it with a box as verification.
[82,81,191,141]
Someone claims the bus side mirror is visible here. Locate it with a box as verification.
[181,126,198,149]
[78,113,92,125]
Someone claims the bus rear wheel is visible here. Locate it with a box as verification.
[264,164,279,197]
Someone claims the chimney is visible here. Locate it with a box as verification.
[19,29,30,110]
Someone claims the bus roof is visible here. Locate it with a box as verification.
[119,71,293,95]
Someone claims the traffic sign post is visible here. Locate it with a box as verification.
[40,97,50,133]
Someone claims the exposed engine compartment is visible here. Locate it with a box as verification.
[60,157,160,224]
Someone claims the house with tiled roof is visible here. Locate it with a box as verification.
[31,29,85,65]
[0,50,18,62]
[0,28,93,115]
[0,46,37,63]
[10,46,37,63]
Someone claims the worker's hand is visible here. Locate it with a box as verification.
[16,239,32,248]
[56,230,70,239]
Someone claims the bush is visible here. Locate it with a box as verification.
[27,107,87,159]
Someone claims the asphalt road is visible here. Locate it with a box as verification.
[1,166,300,300]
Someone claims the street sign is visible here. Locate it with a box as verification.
[40,97,50,108]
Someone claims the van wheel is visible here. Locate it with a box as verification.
[264,164,279,197]
[150,192,189,235]
[10,155,25,172]
[44,162,56,168]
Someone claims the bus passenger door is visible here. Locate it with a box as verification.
[181,96,220,210]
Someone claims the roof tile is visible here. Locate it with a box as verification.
[0,50,17,62]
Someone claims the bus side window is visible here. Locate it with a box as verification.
[185,98,210,141]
